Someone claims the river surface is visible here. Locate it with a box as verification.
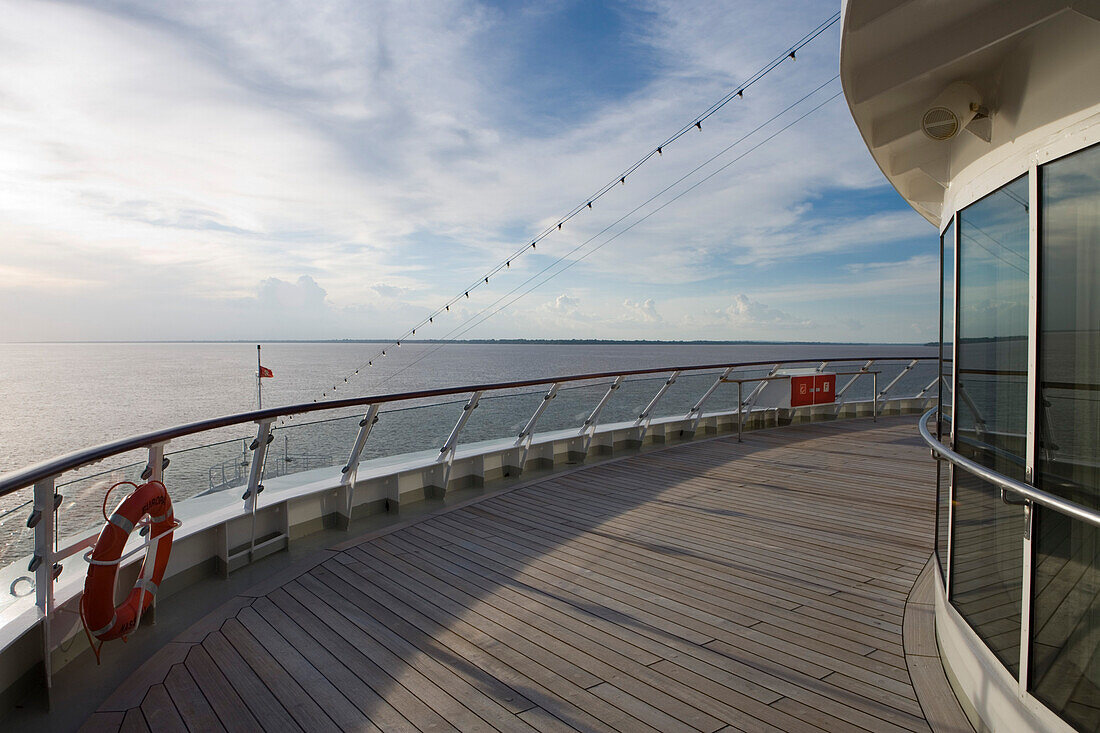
[0,341,937,567]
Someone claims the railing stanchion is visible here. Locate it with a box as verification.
[579,376,624,456]
[515,383,560,476]
[737,381,743,442]
[915,375,941,399]
[436,392,482,496]
[877,359,918,411]
[30,474,59,697]
[244,419,274,561]
[742,364,780,416]
[834,359,874,416]
[635,371,681,443]
[140,442,167,620]
[872,372,878,421]
[341,405,380,524]
[142,443,168,484]
[686,367,733,434]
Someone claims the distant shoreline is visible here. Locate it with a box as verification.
[4,339,937,346]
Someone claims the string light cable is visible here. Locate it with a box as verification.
[425,11,842,325]
[373,79,845,388]
[286,11,842,414]
[444,89,846,346]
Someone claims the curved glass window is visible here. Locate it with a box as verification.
[1030,142,1100,730]
[951,175,1029,676]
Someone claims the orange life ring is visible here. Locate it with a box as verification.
[82,480,175,641]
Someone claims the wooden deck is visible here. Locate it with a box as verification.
[84,416,974,732]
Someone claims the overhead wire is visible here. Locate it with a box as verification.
[288,11,842,413]
[373,80,845,389]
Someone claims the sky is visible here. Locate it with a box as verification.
[0,0,939,344]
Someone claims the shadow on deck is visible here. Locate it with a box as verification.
[76,416,972,732]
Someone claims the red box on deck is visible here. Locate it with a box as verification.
[790,374,837,407]
[814,374,836,404]
[790,375,816,407]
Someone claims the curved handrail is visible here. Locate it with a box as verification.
[0,355,936,498]
[918,407,1100,529]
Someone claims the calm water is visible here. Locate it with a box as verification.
[0,341,936,568]
[0,341,935,474]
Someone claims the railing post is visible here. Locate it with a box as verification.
[244,419,274,560]
[737,381,743,442]
[734,364,782,429]
[29,475,59,697]
[741,364,780,416]
[138,442,169,620]
[579,376,623,456]
[915,375,941,399]
[877,359,919,411]
[872,372,878,422]
[514,383,560,476]
[834,359,875,415]
[635,371,680,443]
[340,404,380,524]
[685,367,733,434]
[435,391,482,497]
[147,443,167,483]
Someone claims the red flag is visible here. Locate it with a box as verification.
[259,365,274,378]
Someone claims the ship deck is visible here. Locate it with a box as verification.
[77,416,973,732]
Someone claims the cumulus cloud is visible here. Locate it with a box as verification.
[622,298,662,323]
[546,294,582,313]
[677,293,815,339]
[538,294,595,323]
[371,283,410,299]
[724,294,813,328]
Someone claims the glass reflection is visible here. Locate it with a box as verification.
[1031,142,1100,730]
[950,174,1029,677]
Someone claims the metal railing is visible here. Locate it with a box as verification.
[919,405,1100,712]
[919,406,1100,529]
[0,355,941,692]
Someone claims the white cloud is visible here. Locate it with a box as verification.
[0,1,937,344]
[622,298,662,323]
[546,294,582,314]
[684,293,814,333]
[370,283,411,299]
[537,293,596,324]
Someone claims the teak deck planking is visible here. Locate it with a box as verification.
[89,416,974,732]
